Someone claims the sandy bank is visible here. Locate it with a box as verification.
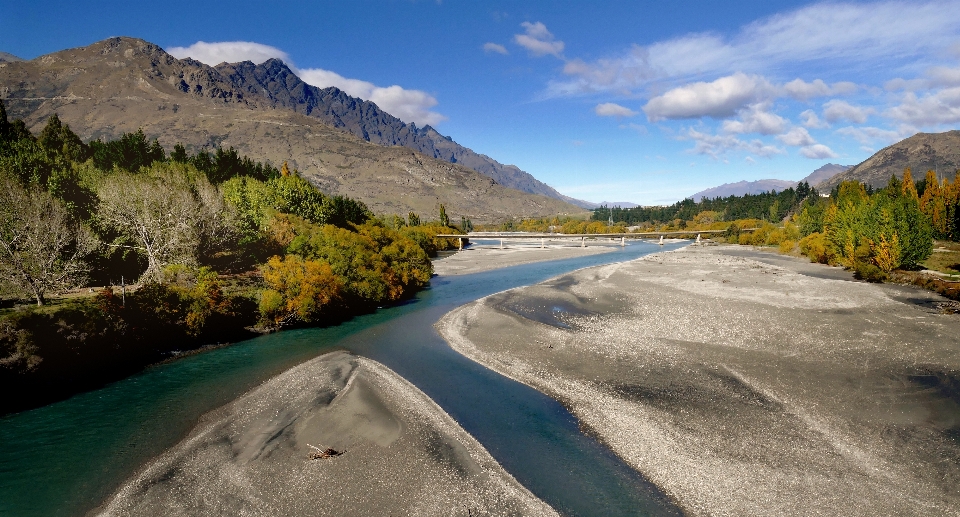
[432,239,635,276]
[437,245,960,516]
[95,351,556,517]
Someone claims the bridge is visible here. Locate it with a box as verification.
[435,229,758,249]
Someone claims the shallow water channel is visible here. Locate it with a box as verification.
[0,241,686,517]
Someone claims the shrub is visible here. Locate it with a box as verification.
[798,232,836,264]
[854,262,888,282]
[779,239,797,254]
[259,255,343,325]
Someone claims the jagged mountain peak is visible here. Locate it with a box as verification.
[0,36,585,220]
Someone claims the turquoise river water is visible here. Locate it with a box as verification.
[0,241,686,516]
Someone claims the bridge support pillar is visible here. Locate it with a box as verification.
[621,236,625,247]
[500,238,503,250]
[541,238,544,249]
[581,236,585,248]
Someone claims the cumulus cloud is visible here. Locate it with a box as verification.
[167,41,289,65]
[594,102,638,117]
[643,73,774,121]
[800,144,839,159]
[552,2,960,96]
[823,99,874,123]
[514,21,564,57]
[885,87,960,126]
[686,128,784,159]
[721,103,786,135]
[799,109,829,129]
[782,78,857,101]
[778,127,816,146]
[167,40,445,126]
[483,42,509,55]
[298,68,446,126]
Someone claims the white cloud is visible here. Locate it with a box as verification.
[885,87,960,126]
[887,66,960,91]
[722,103,786,135]
[644,73,774,121]
[837,125,903,145]
[595,102,638,117]
[823,99,874,123]
[799,109,829,129]
[927,66,960,87]
[483,42,509,55]
[782,78,857,101]
[552,2,960,96]
[800,144,839,159]
[686,128,784,158]
[299,68,446,126]
[514,21,565,58]
[166,40,445,127]
[778,127,816,146]
[167,41,289,65]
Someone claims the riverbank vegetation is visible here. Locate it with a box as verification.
[0,101,460,414]
[597,173,956,294]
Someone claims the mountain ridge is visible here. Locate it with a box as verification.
[820,130,960,190]
[0,37,584,222]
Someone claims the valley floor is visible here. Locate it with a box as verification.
[437,245,960,516]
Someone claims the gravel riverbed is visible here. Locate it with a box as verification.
[94,351,556,517]
[437,245,960,516]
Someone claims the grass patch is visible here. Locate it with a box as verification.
[921,240,960,277]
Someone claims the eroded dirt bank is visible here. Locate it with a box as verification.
[438,245,960,516]
[95,351,556,517]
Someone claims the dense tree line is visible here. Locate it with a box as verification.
[0,101,455,414]
[796,172,935,279]
[593,182,818,226]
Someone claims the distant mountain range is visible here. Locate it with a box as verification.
[0,52,21,63]
[820,130,960,190]
[0,37,585,221]
[690,129,960,202]
[690,179,801,201]
[688,163,853,201]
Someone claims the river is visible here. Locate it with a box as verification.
[0,241,686,517]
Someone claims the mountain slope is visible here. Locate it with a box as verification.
[689,179,798,201]
[821,131,960,190]
[0,37,583,222]
[801,163,851,188]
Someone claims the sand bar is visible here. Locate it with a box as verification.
[433,239,635,276]
[437,245,960,516]
[95,351,557,517]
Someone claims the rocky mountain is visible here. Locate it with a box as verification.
[689,179,798,201]
[0,52,21,63]
[0,37,584,222]
[821,130,960,190]
[801,163,851,188]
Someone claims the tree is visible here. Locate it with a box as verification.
[408,211,420,227]
[38,114,88,162]
[438,204,449,227]
[0,99,11,142]
[171,143,188,163]
[0,176,98,305]
[97,162,235,282]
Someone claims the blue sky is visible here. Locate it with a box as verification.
[4,1,960,204]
